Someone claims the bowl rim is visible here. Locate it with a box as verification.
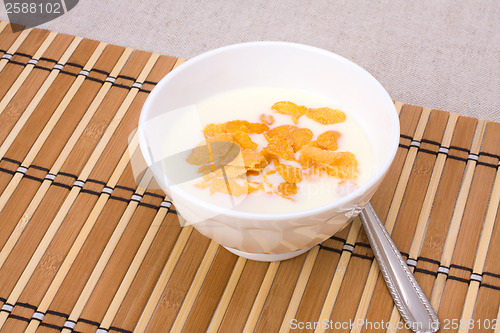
[138,41,400,221]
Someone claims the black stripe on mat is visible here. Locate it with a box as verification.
[1,157,20,165]
[354,242,371,249]
[15,301,37,310]
[0,166,172,211]
[116,74,136,81]
[318,244,341,254]
[143,191,165,199]
[449,145,470,153]
[450,264,473,272]
[30,164,50,172]
[58,171,78,179]
[87,178,107,186]
[400,134,413,141]
[52,182,73,190]
[483,272,500,279]
[34,65,52,72]
[115,185,135,193]
[77,317,100,326]
[91,68,110,76]
[46,309,69,318]
[447,276,470,284]
[38,57,58,64]
[0,167,14,175]
[351,253,374,261]
[39,322,64,330]
[86,76,105,84]
[59,69,78,77]
[2,55,162,95]
[414,268,438,277]
[7,60,27,66]
[420,138,441,146]
[417,256,440,265]
[0,57,158,93]
[12,52,32,59]
[80,188,101,196]
[7,314,29,323]
[109,326,133,333]
[479,152,500,159]
[65,62,84,69]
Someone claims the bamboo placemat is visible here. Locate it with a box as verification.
[0,22,499,333]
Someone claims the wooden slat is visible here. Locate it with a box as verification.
[410,115,479,304]
[0,139,137,330]
[0,30,57,114]
[0,44,130,272]
[278,246,320,333]
[471,200,500,331]
[280,102,401,333]
[0,22,9,37]
[438,122,500,328]
[208,256,247,332]
[0,50,149,299]
[0,29,50,101]
[0,38,98,194]
[134,227,206,332]
[2,53,166,331]
[94,199,173,331]
[242,261,280,332]
[0,34,79,148]
[364,109,450,329]
[458,125,500,332]
[0,27,32,73]
[293,225,354,331]
[0,23,24,53]
[216,259,270,332]
[311,105,428,333]
[386,112,459,332]
[0,51,160,331]
[60,172,155,333]
[430,119,487,310]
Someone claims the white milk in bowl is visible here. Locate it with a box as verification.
[162,87,374,215]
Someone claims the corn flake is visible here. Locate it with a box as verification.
[271,101,307,124]
[264,135,295,161]
[301,145,357,179]
[288,127,313,151]
[241,149,268,171]
[186,145,212,165]
[305,107,346,125]
[191,101,358,199]
[278,182,298,196]
[203,123,223,136]
[264,125,295,141]
[274,161,303,183]
[316,130,341,151]
[232,131,258,149]
[204,120,269,136]
[259,114,275,126]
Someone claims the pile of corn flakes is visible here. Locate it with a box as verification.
[186,101,358,200]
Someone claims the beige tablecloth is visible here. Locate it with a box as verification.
[1,0,498,121]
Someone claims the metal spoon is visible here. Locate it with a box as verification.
[359,203,439,333]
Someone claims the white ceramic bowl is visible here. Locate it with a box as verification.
[138,41,399,261]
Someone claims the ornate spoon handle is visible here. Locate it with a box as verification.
[359,203,439,333]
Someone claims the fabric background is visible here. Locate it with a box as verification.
[1,0,499,121]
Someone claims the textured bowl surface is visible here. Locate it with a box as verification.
[138,41,399,260]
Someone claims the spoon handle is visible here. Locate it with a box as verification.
[359,203,439,333]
